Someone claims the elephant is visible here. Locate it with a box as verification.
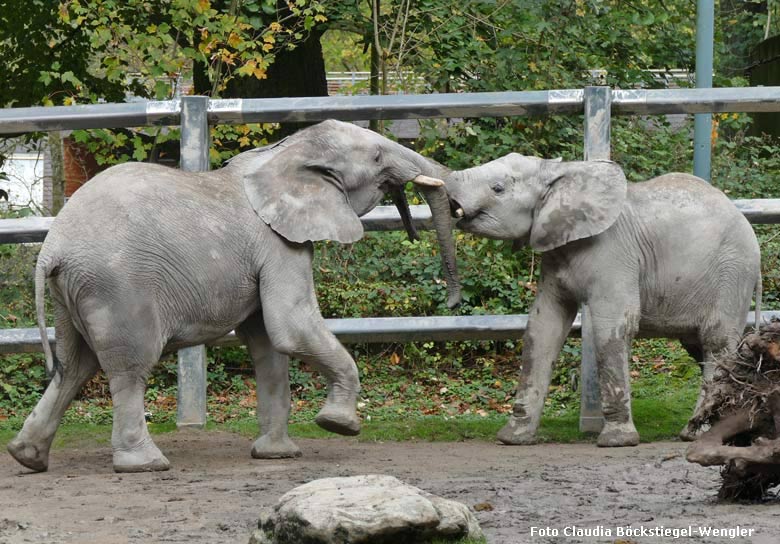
[8,119,461,473]
[445,154,761,447]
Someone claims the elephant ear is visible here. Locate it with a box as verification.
[530,160,627,252]
[242,150,363,244]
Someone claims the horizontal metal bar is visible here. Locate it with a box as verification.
[5,199,780,244]
[1,87,779,134]
[0,216,52,243]
[4,310,776,354]
[1,314,549,354]
[612,87,780,115]
[732,199,780,224]
[0,206,430,244]
[0,101,181,135]
[210,91,585,123]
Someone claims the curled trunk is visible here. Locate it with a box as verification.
[395,145,461,309]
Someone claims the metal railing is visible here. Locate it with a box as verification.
[1,86,779,431]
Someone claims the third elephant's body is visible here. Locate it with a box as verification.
[445,156,761,447]
[547,173,758,344]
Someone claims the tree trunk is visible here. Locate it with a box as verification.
[192,2,328,140]
[719,0,768,77]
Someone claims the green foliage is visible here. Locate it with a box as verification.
[33,0,328,104]
[314,231,535,318]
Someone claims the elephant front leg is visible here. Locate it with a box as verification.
[497,287,577,445]
[237,314,301,459]
[590,308,640,448]
[259,245,360,437]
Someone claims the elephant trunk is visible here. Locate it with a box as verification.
[420,184,462,309]
[395,144,461,309]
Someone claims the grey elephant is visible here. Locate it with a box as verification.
[8,120,461,473]
[445,154,761,447]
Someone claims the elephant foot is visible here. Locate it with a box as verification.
[496,416,538,445]
[251,434,302,459]
[597,422,640,447]
[7,436,49,472]
[314,405,360,436]
[113,437,170,473]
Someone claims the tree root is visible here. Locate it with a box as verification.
[685,321,780,501]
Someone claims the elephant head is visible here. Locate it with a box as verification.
[237,119,461,308]
[445,154,627,252]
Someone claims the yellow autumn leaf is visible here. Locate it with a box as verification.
[262,43,273,52]
[268,22,282,32]
[227,32,241,48]
[314,14,327,22]
[528,61,538,72]
[253,66,267,79]
[263,33,275,44]
[236,59,256,76]
[63,96,75,106]
[220,50,236,65]
[196,0,210,13]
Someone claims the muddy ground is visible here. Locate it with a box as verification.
[0,431,777,544]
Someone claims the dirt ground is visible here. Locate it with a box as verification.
[0,431,777,544]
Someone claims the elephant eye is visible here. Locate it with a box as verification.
[491,181,505,194]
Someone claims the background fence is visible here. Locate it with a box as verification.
[1,86,780,431]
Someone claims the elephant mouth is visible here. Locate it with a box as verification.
[449,198,467,220]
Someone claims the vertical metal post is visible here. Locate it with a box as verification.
[177,96,210,429]
[693,0,714,181]
[579,86,611,433]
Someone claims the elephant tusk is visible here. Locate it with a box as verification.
[454,208,465,218]
[412,174,444,187]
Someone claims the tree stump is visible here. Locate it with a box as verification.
[686,320,780,500]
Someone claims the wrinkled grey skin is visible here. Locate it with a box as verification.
[446,154,761,447]
[8,120,460,473]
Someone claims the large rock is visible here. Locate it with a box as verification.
[249,474,483,544]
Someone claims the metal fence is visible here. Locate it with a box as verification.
[2,86,780,431]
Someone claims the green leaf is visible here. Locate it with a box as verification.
[132,136,147,161]
[153,80,170,100]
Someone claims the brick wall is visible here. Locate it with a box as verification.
[63,137,102,197]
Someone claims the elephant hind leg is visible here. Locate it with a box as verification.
[82,301,169,473]
[103,365,169,473]
[8,302,99,472]
[680,331,734,442]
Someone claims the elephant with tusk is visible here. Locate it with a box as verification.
[8,120,461,473]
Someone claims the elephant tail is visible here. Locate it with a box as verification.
[754,273,763,332]
[35,257,60,378]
